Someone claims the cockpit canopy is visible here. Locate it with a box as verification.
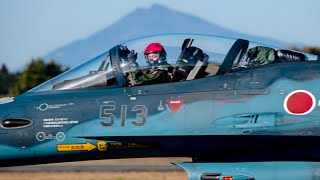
[29,34,319,93]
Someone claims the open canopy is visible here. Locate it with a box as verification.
[28,34,319,93]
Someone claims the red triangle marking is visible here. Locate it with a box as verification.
[167,99,184,114]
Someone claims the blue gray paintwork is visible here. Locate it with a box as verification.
[1,34,320,180]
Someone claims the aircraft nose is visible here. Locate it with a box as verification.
[0,120,8,161]
[0,128,6,134]
[0,115,6,134]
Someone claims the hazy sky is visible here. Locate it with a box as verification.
[1,0,319,71]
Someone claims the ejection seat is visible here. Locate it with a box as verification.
[245,46,307,67]
[275,49,306,62]
[172,39,209,82]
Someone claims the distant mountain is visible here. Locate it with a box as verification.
[44,4,287,68]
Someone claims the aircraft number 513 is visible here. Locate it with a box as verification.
[100,105,148,127]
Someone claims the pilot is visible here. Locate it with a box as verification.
[129,42,173,86]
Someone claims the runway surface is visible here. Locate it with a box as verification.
[0,158,189,173]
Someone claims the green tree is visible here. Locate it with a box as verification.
[14,58,65,96]
[0,64,10,95]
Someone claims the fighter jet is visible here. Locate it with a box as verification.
[1,34,320,180]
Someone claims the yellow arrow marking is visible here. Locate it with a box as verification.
[57,142,96,152]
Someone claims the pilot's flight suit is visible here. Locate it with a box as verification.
[129,64,173,86]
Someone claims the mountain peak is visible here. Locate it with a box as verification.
[148,3,171,11]
[44,4,286,68]
[125,4,179,21]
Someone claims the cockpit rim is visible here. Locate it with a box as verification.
[26,33,320,94]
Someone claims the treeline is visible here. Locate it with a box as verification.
[289,46,320,56]
[0,58,67,97]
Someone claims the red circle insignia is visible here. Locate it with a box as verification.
[284,90,316,115]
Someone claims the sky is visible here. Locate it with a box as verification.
[1,0,319,71]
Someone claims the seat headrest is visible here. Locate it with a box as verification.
[277,50,306,62]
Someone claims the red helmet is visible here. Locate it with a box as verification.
[144,43,163,55]
[144,43,167,67]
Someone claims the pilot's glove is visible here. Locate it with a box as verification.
[128,50,138,63]
[127,50,139,68]
[120,46,129,52]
